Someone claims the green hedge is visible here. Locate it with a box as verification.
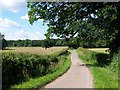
[109,49,119,73]
[12,53,71,89]
[2,49,68,90]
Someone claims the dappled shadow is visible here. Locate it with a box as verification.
[3,48,15,50]
[95,53,111,67]
[82,53,111,67]
[77,53,111,68]
[77,63,98,67]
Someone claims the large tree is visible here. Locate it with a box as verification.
[27,2,120,55]
[0,33,8,50]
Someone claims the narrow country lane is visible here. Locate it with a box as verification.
[42,50,93,88]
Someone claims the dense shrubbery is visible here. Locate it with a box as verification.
[12,53,71,89]
[109,49,119,73]
[2,49,68,89]
[76,47,110,67]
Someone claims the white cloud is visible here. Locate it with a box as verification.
[0,0,26,13]
[0,17,46,40]
[0,18,21,30]
[1,29,46,40]
[8,30,46,40]
[21,13,29,20]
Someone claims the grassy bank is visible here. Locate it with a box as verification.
[76,47,118,88]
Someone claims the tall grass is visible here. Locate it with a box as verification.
[76,47,118,88]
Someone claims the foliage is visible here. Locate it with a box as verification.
[76,47,118,88]
[11,52,71,89]
[27,2,120,57]
[0,33,8,49]
[7,39,68,47]
[41,39,51,49]
[7,39,43,47]
[2,49,67,89]
[7,38,108,49]
[108,49,119,73]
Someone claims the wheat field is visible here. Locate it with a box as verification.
[87,48,109,54]
[3,46,68,55]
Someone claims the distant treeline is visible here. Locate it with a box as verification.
[7,38,107,48]
[7,39,67,47]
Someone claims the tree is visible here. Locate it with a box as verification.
[0,33,8,50]
[27,2,120,56]
[41,39,50,49]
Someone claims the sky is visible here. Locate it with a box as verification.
[0,0,48,40]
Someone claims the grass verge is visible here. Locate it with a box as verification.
[76,47,118,88]
[11,52,71,89]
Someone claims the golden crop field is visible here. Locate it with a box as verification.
[3,46,68,55]
[86,48,109,54]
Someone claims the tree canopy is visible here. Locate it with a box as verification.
[27,2,120,55]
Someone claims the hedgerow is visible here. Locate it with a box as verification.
[2,49,68,90]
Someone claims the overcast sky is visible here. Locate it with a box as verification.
[0,0,48,40]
